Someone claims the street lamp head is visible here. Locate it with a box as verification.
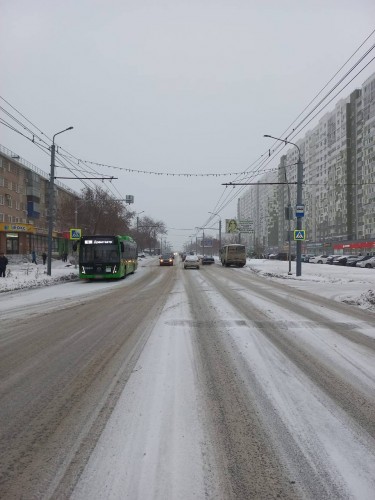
[264,133,300,156]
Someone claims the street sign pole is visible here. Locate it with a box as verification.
[296,156,303,276]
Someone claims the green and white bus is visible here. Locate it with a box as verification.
[220,244,246,267]
[78,235,137,280]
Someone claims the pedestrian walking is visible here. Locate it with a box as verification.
[31,250,37,264]
[42,251,47,265]
[0,252,8,277]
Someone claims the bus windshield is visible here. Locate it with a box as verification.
[80,244,119,263]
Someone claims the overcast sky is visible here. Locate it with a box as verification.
[1,0,375,250]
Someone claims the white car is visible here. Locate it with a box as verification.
[184,254,200,269]
[356,256,375,268]
[309,254,329,264]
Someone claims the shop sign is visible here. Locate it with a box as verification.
[0,223,35,233]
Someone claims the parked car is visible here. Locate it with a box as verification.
[159,254,173,266]
[333,255,351,265]
[302,254,314,262]
[309,254,329,264]
[184,254,200,269]
[354,255,374,267]
[326,255,336,264]
[344,255,362,266]
[356,256,375,268]
[201,255,215,265]
[269,252,295,261]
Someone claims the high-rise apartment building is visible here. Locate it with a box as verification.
[238,72,375,255]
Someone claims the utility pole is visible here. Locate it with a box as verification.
[47,126,73,276]
[296,154,303,276]
[208,212,222,254]
[264,134,303,277]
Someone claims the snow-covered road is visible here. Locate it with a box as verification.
[72,263,375,499]
[1,257,375,499]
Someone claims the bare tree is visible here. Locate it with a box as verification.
[131,215,166,252]
[59,186,134,235]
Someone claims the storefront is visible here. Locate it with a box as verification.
[0,223,36,255]
[333,240,375,254]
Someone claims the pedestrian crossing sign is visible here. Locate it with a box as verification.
[70,228,82,240]
[293,230,306,241]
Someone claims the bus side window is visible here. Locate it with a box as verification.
[120,242,125,253]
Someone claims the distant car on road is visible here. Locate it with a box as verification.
[159,254,173,266]
[201,255,215,265]
[184,254,200,269]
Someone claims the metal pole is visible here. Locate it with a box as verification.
[288,203,292,275]
[219,219,222,251]
[47,126,73,276]
[208,212,221,255]
[285,166,292,275]
[296,155,303,276]
[47,143,56,276]
[264,134,303,276]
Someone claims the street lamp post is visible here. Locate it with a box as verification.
[208,212,222,253]
[136,211,145,234]
[47,126,73,276]
[264,134,303,277]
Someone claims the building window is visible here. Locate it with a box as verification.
[5,194,12,208]
[0,213,4,222]
[0,195,3,205]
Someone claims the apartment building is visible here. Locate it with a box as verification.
[238,72,375,255]
[0,145,77,255]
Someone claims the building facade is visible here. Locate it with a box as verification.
[0,145,77,256]
[238,72,375,255]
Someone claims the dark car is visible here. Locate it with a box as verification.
[201,255,215,265]
[333,255,351,265]
[159,254,173,266]
[302,254,314,263]
[326,255,336,264]
[273,252,295,261]
[345,255,362,266]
